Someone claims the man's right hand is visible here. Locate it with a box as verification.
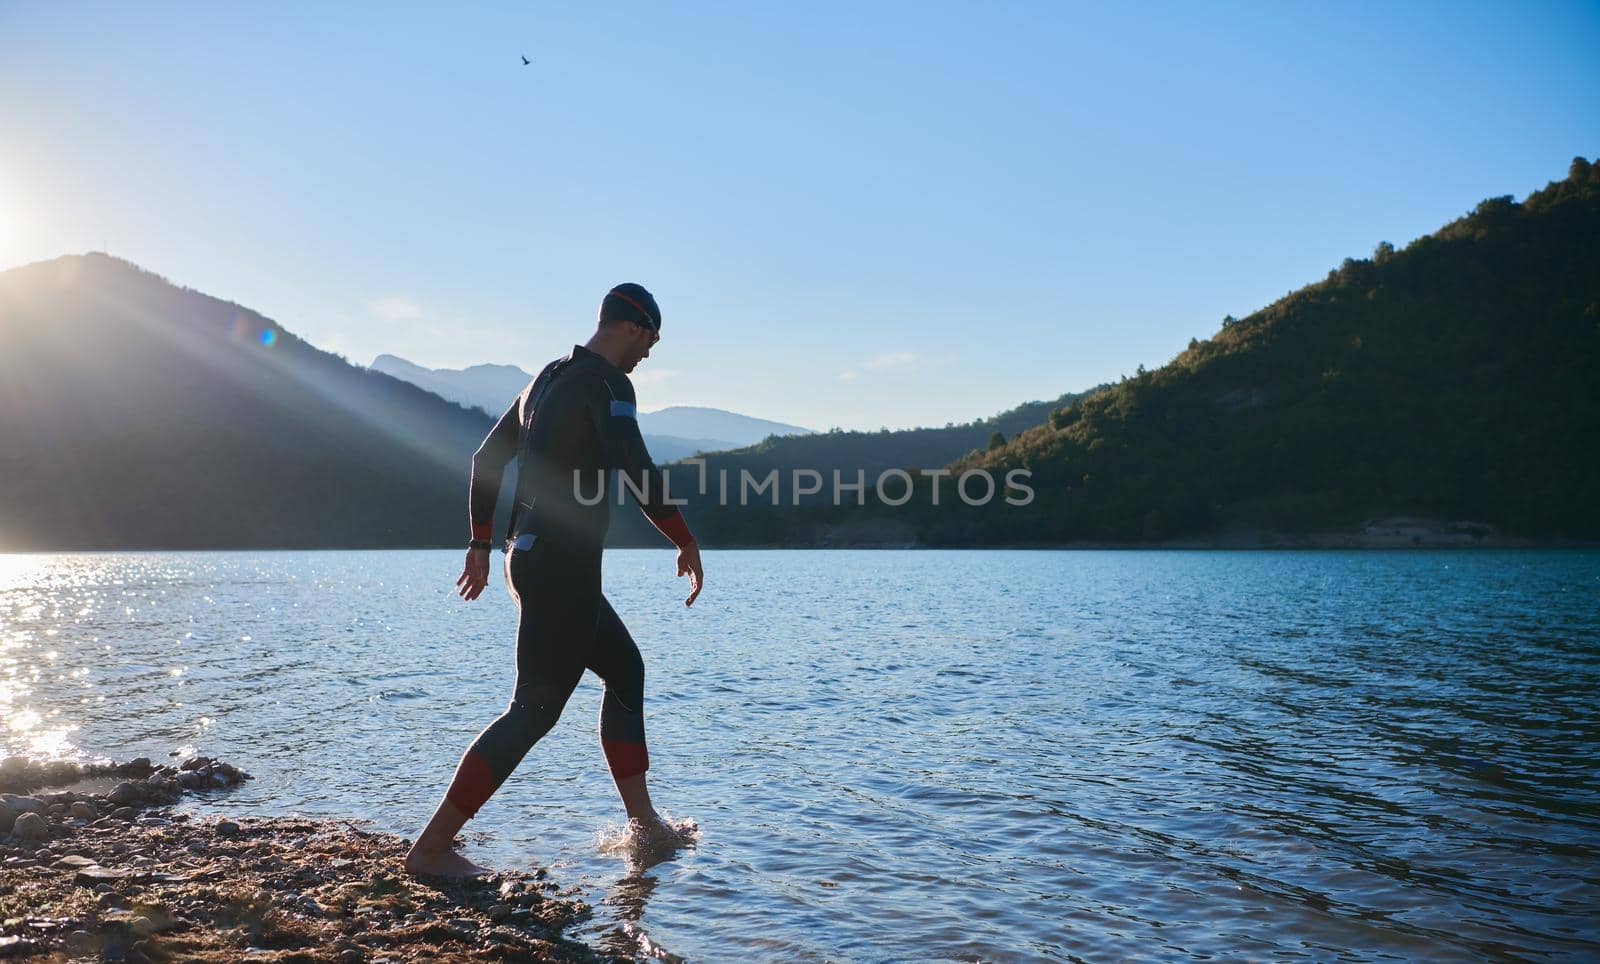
[677,542,703,607]
[457,547,490,601]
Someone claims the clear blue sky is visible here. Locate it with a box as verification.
[2,2,1596,431]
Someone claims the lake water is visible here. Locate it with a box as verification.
[2,549,1597,960]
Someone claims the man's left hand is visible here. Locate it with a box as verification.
[457,547,490,601]
[677,542,703,607]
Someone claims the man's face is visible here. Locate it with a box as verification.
[622,322,660,374]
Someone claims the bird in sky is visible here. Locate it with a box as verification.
[521,55,530,65]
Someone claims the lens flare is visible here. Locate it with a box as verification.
[259,329,277,347]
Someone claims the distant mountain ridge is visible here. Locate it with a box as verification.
[636,405,812,448]
[370,354,812,461]
[0,253,1072,549]
[369,353,530,417]
[12,155,1583,553]
[659,386,1096,509]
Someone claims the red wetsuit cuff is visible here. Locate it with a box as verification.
[652,509,696,549]
[470,521,493,541]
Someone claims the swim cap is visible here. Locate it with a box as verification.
[599,283,661,332]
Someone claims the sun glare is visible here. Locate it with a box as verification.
[0,554,45,592]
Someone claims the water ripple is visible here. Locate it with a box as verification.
[1,549,1597,959]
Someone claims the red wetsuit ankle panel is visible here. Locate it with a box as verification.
[602,740,649,780]
[445,749,498,818]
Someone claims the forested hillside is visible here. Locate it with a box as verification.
[690,158,1600,545]
[0,254,495,548]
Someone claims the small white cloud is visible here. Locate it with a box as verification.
[369,296,424,322]
[838,351,919,381]
[863,351,921,370]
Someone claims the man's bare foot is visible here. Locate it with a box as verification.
[629,815,698,850]
[403,845,492,878]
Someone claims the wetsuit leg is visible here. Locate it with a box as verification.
[444,539,601,819]
[589,595,649,780]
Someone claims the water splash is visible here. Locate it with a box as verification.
[594,812,701,861]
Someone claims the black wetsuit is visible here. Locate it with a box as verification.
[444,344,693,819]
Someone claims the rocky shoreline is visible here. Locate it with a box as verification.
[0,756,601,962]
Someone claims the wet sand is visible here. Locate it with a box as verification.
[0,757,600,962]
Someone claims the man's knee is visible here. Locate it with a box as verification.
[603,669,644,715]
[508,684,570,735]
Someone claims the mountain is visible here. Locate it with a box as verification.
[656,387,1094,511]
[643,434,762,464]
[13,159,1590,550]
[637,406,811,448]
[0,253,1039,550]
[0,254,495,549]
[700,157,1598,545]
[369,354,530,418]
[369,356,812,458]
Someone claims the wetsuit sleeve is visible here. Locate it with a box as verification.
[468,395,520,541]
[587,373,696,548]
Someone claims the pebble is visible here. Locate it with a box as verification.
[107,782,140,805]
[216,820,241,837]
[141,871,187,885]
[70,802,97,820]
[42,761,81,783]
[110,807,138,822]
[179,756,212,772]
[0,935,38,958]
[10,813,47,842]
[75,866,130,887]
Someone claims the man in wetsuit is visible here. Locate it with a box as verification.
[404,282,703,878]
